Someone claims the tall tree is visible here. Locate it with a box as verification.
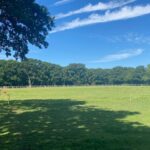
[0,0,54,59]
[63,64,87,85]
[132,66,145,84]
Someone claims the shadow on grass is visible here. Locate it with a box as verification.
[0,99,150,150]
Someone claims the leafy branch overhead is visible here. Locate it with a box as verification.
[0,0,54,60]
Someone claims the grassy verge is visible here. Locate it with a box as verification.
[0,86,150,150]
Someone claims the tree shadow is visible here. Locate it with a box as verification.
[0,99,150,150]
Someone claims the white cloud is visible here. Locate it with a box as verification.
[123,33,150,44]
[56,0,136,19]
[51,4,150,33]
[107,33,150,44]
[54,0,72,6]
[92,49,144,63]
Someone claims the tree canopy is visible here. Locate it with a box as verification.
[0,59,150,86]
[0,0,54,60]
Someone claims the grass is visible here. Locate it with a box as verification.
[0,86,150,150]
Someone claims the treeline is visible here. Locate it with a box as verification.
[0,59,150,86]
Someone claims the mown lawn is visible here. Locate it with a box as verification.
[0,86,150,150]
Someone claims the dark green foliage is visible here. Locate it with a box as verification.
[63,64,87,85]
[0,0,54,59]
[0,59,150,86]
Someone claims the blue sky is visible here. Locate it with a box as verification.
[22,0,150,68]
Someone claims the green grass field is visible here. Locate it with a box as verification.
[0,86,150,150]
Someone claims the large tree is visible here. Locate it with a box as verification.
[0,0,54,60]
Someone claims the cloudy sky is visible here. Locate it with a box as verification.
[27,0,150,68]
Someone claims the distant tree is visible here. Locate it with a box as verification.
[143,65,150,84]
[110,67,127,85]
[88,69,109,85]
[0,60,5,85]
[0,0,54,60]
[122,67,134,84]
[132,66,145,84]
[21,59,47,86]
[0,60,27,86]
[21,59,63,86]
[0,59,150,86]
[49,64,63,85]
[63,64,87,85]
